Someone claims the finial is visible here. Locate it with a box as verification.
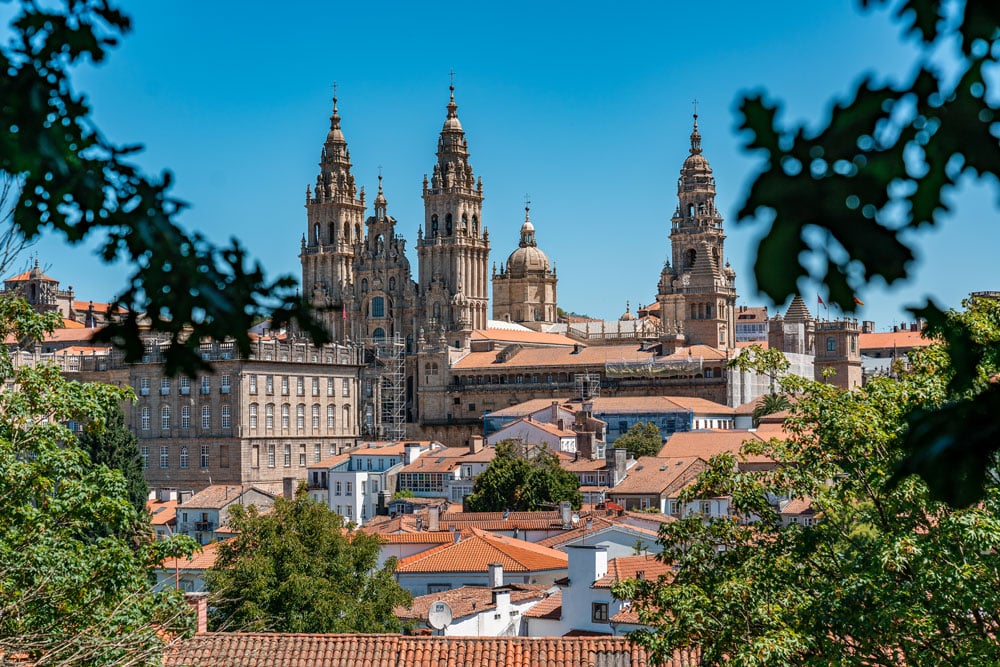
[449,69,455,99]
[689,99,703,155]
[524,193,531,220]
[692,97,698,119]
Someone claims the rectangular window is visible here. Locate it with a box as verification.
[296,404,305,429]
[284,444,291,467]
[180,377,190,395]
[314,443,321,463]
[267,444,275,468]
[327,379,335,396]
[140,407,150,431]
[200,446,209,469]
[335,481,342,496]
[342,378,350,397]
[159,446,169,469]
[281,404,290,429]
[161,406,171,430]
[221,374,231,394]
[160,378,170,395]
[592,602,609,623]
[281,376,289,395]
[296,376,304,396]
[327,405,335,430]
[201,406,211,430]
[252,444,260,468]
[266,404,274,429]
[181,406,191,429]
[312,377,320,396]
[221,405,231,429]
[139,378,150,396]
[346,481,352,496]
[312,404,320,429]
[248,375,257,394]
[180,447,189,469]
[265,375,274,395]
[299,444,306,467]
[200,376,211,394]
[140,447,149,469]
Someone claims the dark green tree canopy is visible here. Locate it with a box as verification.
[78,403,148,523]
[465,440,582,512]
[735,0,1000,503]
[615,299,1000,666]
[206,490,412,633]
[614,422,663,459]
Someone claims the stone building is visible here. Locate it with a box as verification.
[492,205,558,329]
[2,258,123,327]
[656,114,737,351]
[76,336,364,495]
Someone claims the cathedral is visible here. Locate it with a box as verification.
[298,86,859,440]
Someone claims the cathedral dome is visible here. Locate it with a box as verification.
[506,209,549,273]
[619,301,635,321]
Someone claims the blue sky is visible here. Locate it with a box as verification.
[10,1,996,328]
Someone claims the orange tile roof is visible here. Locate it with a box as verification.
[593,554,673,589]
[487,395,732,418]
[377,532,456,545]
[183,485,273,510]
[72,299,127,314]
[395,527,568,574]
[147,499,178,526]
[5,269,56,282]
[158,540,222,571]
[735,340,769,349]
[658,430,776,465]
[453,342,727,371]
[163,633,675,667]
[610,457,706,497]
[395,584,550,621]
[471,328,579,347]
[523,590,563,619]
[859,329,932,352]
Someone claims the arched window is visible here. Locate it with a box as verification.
[179,447,189,469]
[826,337,836,352]
[461,213,468,233]
[312,404,320,429]
[249,403,258,429]
[297,404,305,429]
[445,213,453,235]
[687,203,695,217]
[355,223,361,240]
[343,404,352,430]
[265,403,274,429]
[313,224,320,244]
[472,215,479,236]
[370,296,385,318]
[433,302,441,320]
[375,234,384,253]
[343,222,350,242]
[431,215,438,237]
[281,403,290,429]
[373,327,386,340]
[389,277,396,292]
[686,248,696,268]
[705,304,713,318]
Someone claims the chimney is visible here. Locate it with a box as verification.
[560,501,573,529]
[550,401,560,423]
[159,488,177,503]
[469,435,484,454]
[606,448,627,487]
[184,592,208,635]
[282,477,297,500]
[404,443,421,465]
[488,562,504,589]
[178,490,193,505]
[862,320,875,334]
[428,506,440,532]
[910,322,919,332]
[566,545,608,587]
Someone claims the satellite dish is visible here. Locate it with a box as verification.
[571,513,580,525]
[427,600,453,630]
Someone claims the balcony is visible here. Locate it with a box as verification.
[194,521,215,532]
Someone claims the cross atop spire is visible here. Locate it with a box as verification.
[689,100,702,156]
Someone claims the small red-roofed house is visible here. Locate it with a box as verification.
[177,485,275,545]
[394,527,568,596]
[608,456,709,515]
[153,540,223,593]
[487,415,579,455]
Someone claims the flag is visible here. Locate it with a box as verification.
[817,295,825,306]
[853,296,865,306]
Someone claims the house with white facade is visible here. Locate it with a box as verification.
[395,437,496,504]
[306,440,443,525]
[523,547,672,636]
[394,564,552,636]
[176,485,275,545]
[607,456,719,516]
[486,416,578,455]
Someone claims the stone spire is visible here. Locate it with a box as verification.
[374,171,387,217]
[315,91,358,204]
[689,112,702,155]
[519,204,536,247]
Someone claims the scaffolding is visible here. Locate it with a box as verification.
[575,372,601,401]
[368,333,406,441]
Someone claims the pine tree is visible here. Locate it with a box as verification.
[79,404,149,520]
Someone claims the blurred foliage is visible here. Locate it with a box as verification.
[465,440,582,511]
[615,301,1000,664]
[737,0,1000,504]
[0,0,327,376]
[614,422,663,459]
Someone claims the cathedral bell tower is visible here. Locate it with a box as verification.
[656,113,737,350]
[416,84,490,335]
[300,92,366,339]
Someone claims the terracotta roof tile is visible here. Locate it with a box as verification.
[182,485,274,510]
[395,584,550,621]
[593,554,673,588]
[471,328,579,347]
[486,395,732,418]
[395,527,567,574]
[158,540,222,571]
[658,430,775,465]
[165,633,685,667]
[454,343,727,371]
[859,329,931,352]
[610,457,706,497]
[147,499,178,526]
[523,590,563,619]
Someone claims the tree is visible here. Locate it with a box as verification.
[0,1,325,376]
[614,422,663,459]
[0,296,196,666]
[464,440,582,512]
[78,404,148,523]
[750,392,791,428]
[734,0,1000,503]
[206,489,411,633]
[615,300,1000,666]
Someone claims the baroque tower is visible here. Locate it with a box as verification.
[656,113,737,350]
[492,203,558,329]
[301,93,366,339]
[416,85,490,337]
